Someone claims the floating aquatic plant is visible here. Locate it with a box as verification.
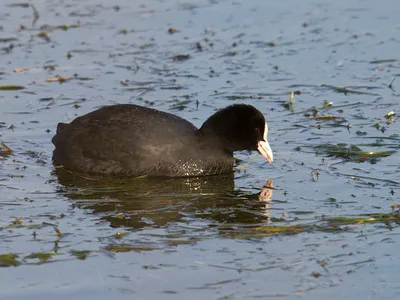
[313,143,395,163]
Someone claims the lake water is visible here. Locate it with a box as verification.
[1,0,399,299]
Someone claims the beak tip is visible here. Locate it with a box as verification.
[257,140,273,164]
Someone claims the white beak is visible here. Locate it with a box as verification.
[257,140,273,163]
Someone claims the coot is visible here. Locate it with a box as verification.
[52,104,273,177]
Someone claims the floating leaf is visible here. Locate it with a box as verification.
[0,85,25,90]
[38,31,50,42]
[321,84,380,96]
[105,244,159,252]
[355,131,367,136]
[313,143,395,162]
[70,250,92,260]
[24,252,55,264]
[0,142,13,156]
[168,27,179,34]
[385,111,396,119]
[0,253,21,267]
[13,68,28,73]
[313,115,346,121]
[46,76,71,83]
[370,59,400,64]
[322,100,333,109]
[172,54,190,62]
[324,213,399,225]
[253,225,305,235]
[56,23,80,31]
[7,3,30,7]
[0,37,18,43]
[222,224,344,238]
[11,217,23,225]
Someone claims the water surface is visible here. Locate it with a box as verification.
[1,0,399,299]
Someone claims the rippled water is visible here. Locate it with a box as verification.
[1,0,399,299]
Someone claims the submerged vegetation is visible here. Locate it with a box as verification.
[2,206,400,266]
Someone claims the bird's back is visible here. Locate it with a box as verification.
[52,104,205,176]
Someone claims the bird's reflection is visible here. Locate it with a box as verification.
[54,168,275,229]
[257,179,274,223]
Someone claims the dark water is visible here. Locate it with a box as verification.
[1,0,399,299]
